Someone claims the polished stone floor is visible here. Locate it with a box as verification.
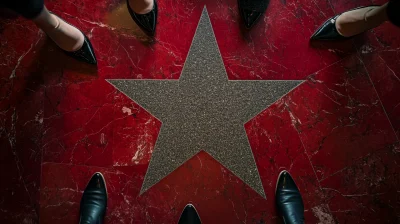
[1,0,400,223]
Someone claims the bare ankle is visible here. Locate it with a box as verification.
[365,3,389,25]
[32,7,59,32]
[129,0,154,14]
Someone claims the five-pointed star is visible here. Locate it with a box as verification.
[108,7,302,198]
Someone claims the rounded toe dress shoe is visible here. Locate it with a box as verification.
[127,0,158,36]
[79,172,107,224]
[275,170,304,224]
[178,204,201,224]
[238,0,269,29]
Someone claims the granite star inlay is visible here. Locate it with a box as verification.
[107,7,303,198]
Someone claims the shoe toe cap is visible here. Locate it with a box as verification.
[310,16,346,40]
[178,204,201,224]
[243,10,263,28]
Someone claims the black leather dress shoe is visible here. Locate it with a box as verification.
[79,172,107,224]
[178,204,201,224]
[127,0,158,36]
[310,6,378,40]
[50,13,97,65]
[276,170,304,224]
[238,0,269,29]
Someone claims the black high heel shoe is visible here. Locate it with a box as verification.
[64,35,97,65]
[311,6,379,40]
[79,172,108,224]
[63,33,97,65]
[238,0,269,29]
[50,13,97,65]
[127,0,158,36]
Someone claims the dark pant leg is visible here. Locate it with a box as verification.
[388,0,400,27]
[2,0,44,19]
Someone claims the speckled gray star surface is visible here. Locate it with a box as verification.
[108,7,303,198]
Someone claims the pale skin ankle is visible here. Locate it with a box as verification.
[336,3,389,37]
[32,7,59,32]
[31,6,84,52]
[129,0,154,14]
[365,3,389,25]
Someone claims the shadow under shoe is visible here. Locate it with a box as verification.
[238,0,270,29]
[178,204,201,224]
[275,170,304,224]
[79,172,107,224]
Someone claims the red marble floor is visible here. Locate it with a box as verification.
[1,0,400,223]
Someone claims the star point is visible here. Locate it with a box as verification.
[108,7,303,198]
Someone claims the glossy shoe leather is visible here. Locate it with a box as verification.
[64,34,97,65]
[311,6,378,40]
[127,0,158,36]
[238,0,269,29]
[50,13,97,64]
[79,172,107,224]
[178,204,201,224]
[276,171,304,224]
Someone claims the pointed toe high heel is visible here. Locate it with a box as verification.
[310,14,348,40]
[127,0,158,36]
[311,6,379,40]
[50,13,97,65]
[238,0,269,29]
[64,34,97,65]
